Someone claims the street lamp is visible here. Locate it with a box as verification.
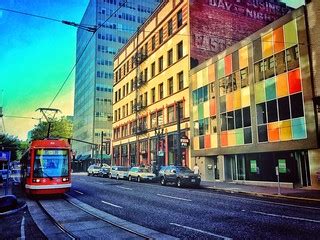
[154,127,164,175]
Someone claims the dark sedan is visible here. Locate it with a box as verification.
[158,166,201,187]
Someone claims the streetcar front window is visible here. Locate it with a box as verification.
[33,149,69,178]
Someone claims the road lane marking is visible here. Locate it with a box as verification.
[101,200,123,209]
[96,182,104,185]
[117,186,133,190]
[74,190,84,195]
[157,194,192,202]
[170,223,232,239]
[20,216,25,240]
[251,210,320,223]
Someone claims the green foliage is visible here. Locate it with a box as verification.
[0,134,19,160]
[31,117,73,140]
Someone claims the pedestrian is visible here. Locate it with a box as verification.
[193,163,199,175]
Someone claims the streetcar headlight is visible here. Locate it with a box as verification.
[62,177,69,182]
[32,178,41,183]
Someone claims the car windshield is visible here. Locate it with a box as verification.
[139,169,151,173]
[33,149,69,178]
[118,167,129,171]
[176,167,193,173]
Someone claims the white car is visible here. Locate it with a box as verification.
[128,167,156,182]
[109,166,130,180]
[87,165,101,176]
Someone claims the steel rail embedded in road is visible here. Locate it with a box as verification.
[36,200,79,240]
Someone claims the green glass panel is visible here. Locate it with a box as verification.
[235,128,244,145]
[198,103,204,120]
[284,20,298,49]
[217,59,225,79]
[265,77,276,101]
[292,117,307,139]
[255,81,266,104]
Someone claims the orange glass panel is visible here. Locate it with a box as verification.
[225,54,232,76]
[288,69,302,94]
[208,64,215,83]
[268,122,280,142]
[204,135,211,148]
[226,92,234,112]
[276,73,288,98]
[191,74,197,89]
[279,120,292,141]
[239,46,248,69]
[233,90,241,110]
[221,131,228,147]
[228,130,236,146]
[210,99,216,116]
[262,32,273,58]
[273,27,285,53]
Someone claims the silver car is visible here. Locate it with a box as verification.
[109,166,130,180]
[128,167,156,182]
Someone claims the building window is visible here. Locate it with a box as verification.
[157,110,163,126]
[159,28,163,44]
[240,68,249,88]
[152,36,156,51]
[177,9,182,28]
[144,68,148,82]
[264,56,275,79]
[167,49,173,66]
[286,45,299,71]
[158,56,163,73]
[168,19,173,36]
[210,116,217,133]
[151,112,157,128]
[254,61,265,82]
[275,51,286,75]
[151,87,155,103]
[219,78,227,96]
[159,83,164,100]
[151,62,155,77]
[168,77,173,95]
[131,79,134,92]
[177,41,183,60]
[177,71,183,91]
[167,105,175,123]
[144,42,148,57]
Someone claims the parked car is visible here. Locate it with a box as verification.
[109,166,130,180]
[128,167,156,182]
[158,166,201,187]
[87,165,101,176]
[98,166,110,178]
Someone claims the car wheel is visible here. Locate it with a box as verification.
[116,175,119,180]
[177,178,182,187]
[87,172,90,176]
[129,175,132,181]
[109,173,112,178]
[137,176,141,183]
[160,177,166,186]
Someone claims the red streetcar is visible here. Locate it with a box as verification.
[20,139,72,195]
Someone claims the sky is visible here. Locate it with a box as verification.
[0,0,305,140]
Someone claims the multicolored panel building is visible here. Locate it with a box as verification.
[190,7,319,189]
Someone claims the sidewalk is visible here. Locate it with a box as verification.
[201,180,320,203]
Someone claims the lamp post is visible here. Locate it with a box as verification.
[154,127,164,175]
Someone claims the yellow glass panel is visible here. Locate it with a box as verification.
[228,130,236,146]
[276,73,288,98]
[284,20,298,49]
[197,69,203,87]
[203,101,210,118]
[191,74,197,90]
[239,46,248,69]
[202,67,209,85]
[208,64,215,83]
[226,92,234,112]
[279,120,292,141]
[193,106,198,121]
[193,137,199,150]
[233,90,241,110]
[211,134,217,148]
[241,86,250,107]
[262,32,273,58]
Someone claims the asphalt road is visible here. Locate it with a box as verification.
[68,175,320,239]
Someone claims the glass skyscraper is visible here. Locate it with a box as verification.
[74,0,160,157]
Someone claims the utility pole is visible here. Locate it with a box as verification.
[176,103,182,166]
[101,131,104,167]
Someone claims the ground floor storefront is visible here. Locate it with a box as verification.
[194,149,320,189]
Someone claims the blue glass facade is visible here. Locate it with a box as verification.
[73,0,160,156]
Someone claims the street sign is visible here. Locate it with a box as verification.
[250,160,257,173]
[158,151,164,157]
[278,159,287,173]
[0,151,11,162]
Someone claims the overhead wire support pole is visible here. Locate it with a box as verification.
[36,108,61,138]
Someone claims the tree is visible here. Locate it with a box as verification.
[31,117,73,140]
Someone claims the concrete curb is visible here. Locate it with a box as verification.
[0,201,27,217]
[204,186,320,203]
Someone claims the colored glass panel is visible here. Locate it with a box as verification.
[208,64,215,82]
[228,130,236,146]
[265,77,276,101]
[202,68,209,85]
[255,81,266,104]
[193,106,198,121]
[226,92,234,112]
[279,120,292,141]
[276,73,288,98]
[204,134,211,148]
[241,86,250,107]
[262,32,273,58]
[233,90,241,110]
[292,117,307,139]
[191,74,197,89]
[268,122,280,142]
[210,99,216,116]
[197,70,203,88]
[273,27,285,53]
[288,69,302,94]
[198,103,204,120]
[221,131,228,147]
[193,137,199,150]
[203,101,210,118]
[284,20,298,49]
[217,58,225,79]
[211,134,218,148]
[235,128,244,145]
[225,54,232,76]
[239,46,249,69]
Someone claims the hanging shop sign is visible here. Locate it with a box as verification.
[180,135,189,148]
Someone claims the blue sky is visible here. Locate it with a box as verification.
[0,0,305,140]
